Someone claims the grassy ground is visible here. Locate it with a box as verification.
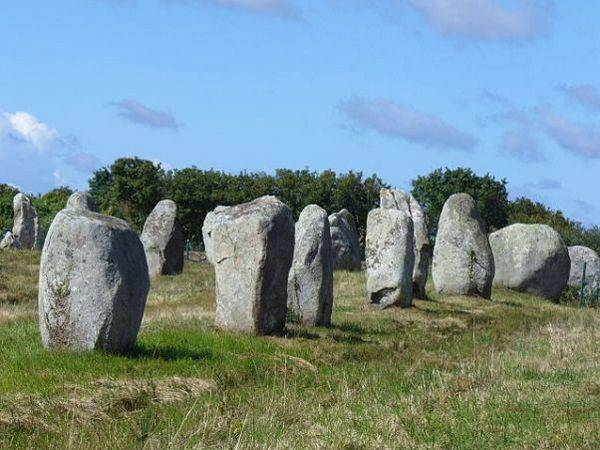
[0,250,598,449]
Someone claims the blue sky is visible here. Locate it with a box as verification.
[1,0,600,224]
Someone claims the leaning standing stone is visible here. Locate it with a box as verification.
[380,189,431,299]
[13,193,38,249]
[202,196,294,335]
[489,224,570,300]
[38,208,150,353]
[568,245,600,290]
[287,205,334,326]
[432,193,494,298]
[328,209,362,271]
[366,208,414,308]
[66,191,98,212]
[141,200,184,278]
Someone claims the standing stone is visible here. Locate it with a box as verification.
[380,189,431,299]
[489,224,570,300]
[328,209,361,271]
[432,193,494,298]
[287,205,334,326]
[0,232,20,250]
[366,208,414,308]
[66,191,98,212]
[202,196,294,335]
[12,193,38,249]
[140,200,184,278]
[568,246,600,290]
[38,208,150,353]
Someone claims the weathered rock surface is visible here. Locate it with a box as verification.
[489,224,570,300]
[141,200,184,278]
[366,208,414,308]
[568,246,600,290]
[66,191,98,212]
[287,205,334,326]
[202,196,294,335]
[380,189,431,299]
[38,208,150,353]
[432,193,494,298]
[0,232,20,250]
[13,193,38,249]
[328,209,361,271]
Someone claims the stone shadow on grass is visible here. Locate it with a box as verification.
[124,344,213,361]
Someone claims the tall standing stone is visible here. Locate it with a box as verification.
[568,245,600,290]
[38,208,150,353]
[489,224,570,300]
[66,191,98,212]
[140,200,184,278]
[202,196,294,335]
[366,208,414,308]
[380,189,431,299]
[12,193,38,249]
[328,209,361,271]
[432,193,494,298]
[287,205,334,326]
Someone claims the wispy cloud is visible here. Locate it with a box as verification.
[558,84,600,112]
[527,178,561,190]
[111,99,180,130]
[481,89,510,105]
[408,0,552,41]
[499,128,545,162]
[164,0,301,19]
[0,109,100,184]
[63,152,102,173]
[339,96,477,151]
[539,109,600,159]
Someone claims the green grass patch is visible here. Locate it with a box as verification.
[0,252,598,448]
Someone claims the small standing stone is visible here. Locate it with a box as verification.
[489,224,570,300]
[366,207,415,308]
[12,193,38,249]
[202,196,294,335]
[432,193,494,298]
[380,189,431,299]
[66,191,98,212]
[0,232,20,250]
[287,205,334,326]
[38,208,150,353]
[141,200,184,278]
[568,245,600,290]
[328,209,362,271]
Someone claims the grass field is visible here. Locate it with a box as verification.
[0,250,598,449]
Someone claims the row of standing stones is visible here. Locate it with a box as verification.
[7,189,595,354]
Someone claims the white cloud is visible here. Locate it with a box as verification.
[3,111,60,152]
[339,96,477,151]
[408,0,552,40]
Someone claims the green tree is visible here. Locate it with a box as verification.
[89,157,166,231]
[0,184,19,234]
[33,187,73,247]
[411,167,509,234]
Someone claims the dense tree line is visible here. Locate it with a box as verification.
[1,158,599,255]
[88,157,388,246]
